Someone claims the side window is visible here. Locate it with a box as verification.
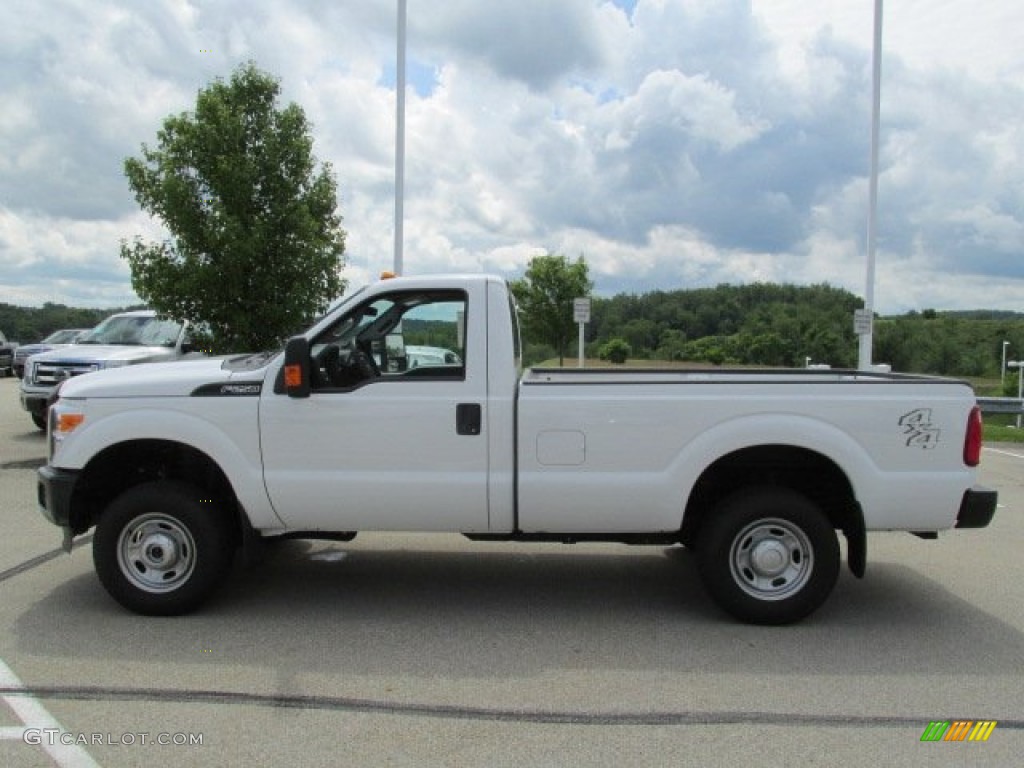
[310,290,466,390]
[393,300,465,374]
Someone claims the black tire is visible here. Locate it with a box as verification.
[696,487,840,625]
[31,412,47,431]
[93,481,235,615]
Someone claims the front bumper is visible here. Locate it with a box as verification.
[955,486,998,529]
[37,465,79,529]
[20,388,50,415]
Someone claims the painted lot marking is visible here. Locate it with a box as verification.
[0,658,100,768]
[985,446,1024,460]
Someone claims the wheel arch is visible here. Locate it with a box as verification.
[67,438,244,544]
[680,443,866,578]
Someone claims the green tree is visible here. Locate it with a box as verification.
[120,62,346,352]
[598,338,631,364]
[511,253,593,366]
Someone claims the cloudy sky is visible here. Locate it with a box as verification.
[2,0,1022,313]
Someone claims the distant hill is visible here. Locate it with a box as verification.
[562,283,1024,380]
[0,302,143,343]
[6,284,1023,382]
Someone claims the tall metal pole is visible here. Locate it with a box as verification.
[394,0,407,275]
[859,0,883,370]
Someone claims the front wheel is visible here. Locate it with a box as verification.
[93,481,235,615]
[696,487,840,625]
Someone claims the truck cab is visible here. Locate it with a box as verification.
[266,274,519,532]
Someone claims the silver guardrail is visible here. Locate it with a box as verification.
[977,397,1024,415]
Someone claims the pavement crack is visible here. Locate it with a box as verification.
[0,685,1021,729]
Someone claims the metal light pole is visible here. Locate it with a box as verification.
[1001,340,1010,385]
[858,0,883,371]
[394,0,407,275]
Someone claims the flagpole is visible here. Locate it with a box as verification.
[394,0,407,275]
[859,0,882,370]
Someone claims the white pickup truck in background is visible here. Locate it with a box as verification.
[36,273,997,624]
[19,310,197,430]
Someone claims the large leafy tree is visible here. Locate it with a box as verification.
[511,253,593,366]
[121,62,346,352]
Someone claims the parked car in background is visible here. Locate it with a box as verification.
[19,310,199,430]
[0,331,16,376]
[404,345,462,369]
[12,328,89,379]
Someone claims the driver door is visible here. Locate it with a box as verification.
[258,286,490,532]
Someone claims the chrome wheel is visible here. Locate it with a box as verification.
[117,512,197,594]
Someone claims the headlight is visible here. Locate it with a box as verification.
[49,400,85,461]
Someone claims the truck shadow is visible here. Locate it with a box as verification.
[13,539,1024,680]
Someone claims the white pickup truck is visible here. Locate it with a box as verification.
[36,273,997,624]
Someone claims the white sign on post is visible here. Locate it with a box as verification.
[574,298,591,368]
[853,309,872,336]
[573,298,591,323]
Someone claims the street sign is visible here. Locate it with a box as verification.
[853,309,872,336]
[573,298,591,324]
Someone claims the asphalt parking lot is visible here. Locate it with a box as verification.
[0,375,1021,767]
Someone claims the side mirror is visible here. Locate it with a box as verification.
[385,333,406,372]
[283,336,311,398]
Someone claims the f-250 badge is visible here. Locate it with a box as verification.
[899,409,940,449]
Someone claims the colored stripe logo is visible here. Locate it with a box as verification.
[920,720,997,742]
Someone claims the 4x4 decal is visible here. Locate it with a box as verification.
[899,408,941,449]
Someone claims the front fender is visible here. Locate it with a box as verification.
[54,403,283,529]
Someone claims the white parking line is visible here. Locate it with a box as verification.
[985,446,1024,460]
[0,658,100,768]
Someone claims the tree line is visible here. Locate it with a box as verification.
[6,272,1023,394]
[0,302,138,344]
[584,282,862,369]
[513,255,1024,388]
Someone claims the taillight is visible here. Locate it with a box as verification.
[964,405,983,467]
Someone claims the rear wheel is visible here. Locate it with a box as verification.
[93,481,235,615]
[696,487,840,625]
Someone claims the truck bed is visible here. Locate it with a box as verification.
[516,366,977,534]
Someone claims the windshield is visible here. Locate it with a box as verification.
[43,329,86,344]
[77,315,183,346]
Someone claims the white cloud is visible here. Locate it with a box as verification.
[1,0,1023,315]
[0,207,163,307]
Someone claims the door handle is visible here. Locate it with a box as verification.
[456,403,481,435]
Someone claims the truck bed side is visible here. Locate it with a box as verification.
[515,368,977,535]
